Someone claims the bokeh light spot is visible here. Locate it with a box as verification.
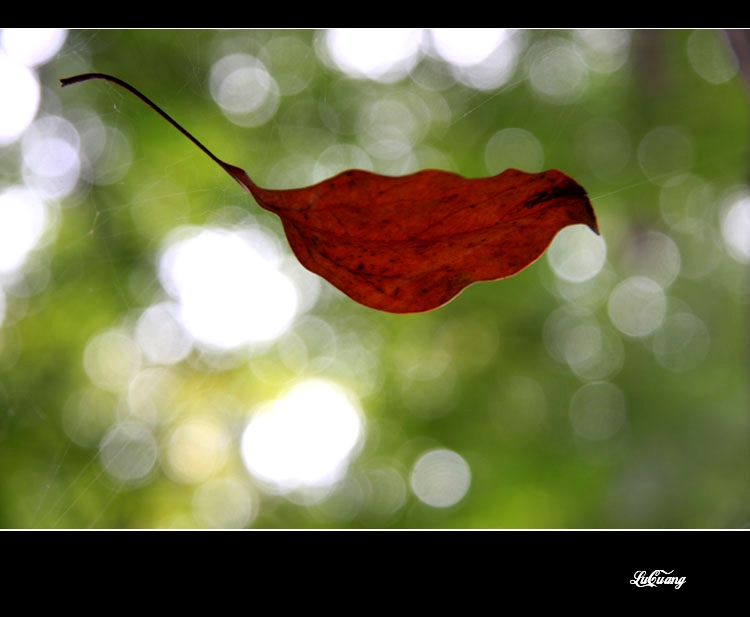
[485,127,544,174]
[527,37,589,104]
[361,465,408,519]
[608,276,667,338]
[241,379,363,493]
[83,328,142,393]
[1,28,66,67]
[210,53,280,127]
[720,192,750,264]
[261,36,316,96]
[127,366,181,425]
[430,28,524,90]
[166,416,230,484]
[192,477,256,529]
[135,302,193,365]
[621,230,681,288]
[159,226,299,350]
[99,421,157,483]
[563,319,625,382]
[410,448,471,508]
[22,115,82,199]
[0,52,39,145]
[313,143,372,182]
[357,96,420,163]
[547,224,607,283]
[430,29,507,67]
[687,29,738,84]
[574,29,631,73]
[0,186,49,276]
[324,29,422,82]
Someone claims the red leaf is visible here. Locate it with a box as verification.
[61,73,598,314]
[244,167,596,313]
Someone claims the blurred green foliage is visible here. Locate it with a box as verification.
[0,29,748,528]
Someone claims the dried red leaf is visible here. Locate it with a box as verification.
[61,73,598,313]
[242,167,596,312]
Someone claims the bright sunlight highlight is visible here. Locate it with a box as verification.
[324,29,422,82]
[0,53,39,146]
[241,379,363,493]
[158,226,298,350]
[0,186,49,276]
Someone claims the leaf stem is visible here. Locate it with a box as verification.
[59,73,256,193]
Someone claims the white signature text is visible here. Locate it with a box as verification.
[630,570,685,589]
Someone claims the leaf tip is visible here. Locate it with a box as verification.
[585,199,600,236]
[583,200,600,236]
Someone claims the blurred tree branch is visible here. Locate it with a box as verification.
[723,30,750,186]
[724,29,750,92]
